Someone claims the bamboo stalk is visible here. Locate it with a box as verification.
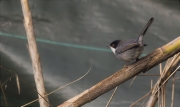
[20,0,49,107]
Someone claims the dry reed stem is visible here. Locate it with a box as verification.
[171,75,175,107]
[154,66,180,94]
[15,74,20,95]
[161,84,166,107]
[20,0,49,106]
[158,89,161,107]
[151,80,153,89]
[162,86,164,107]
[160,63,162,75]
[145,52,180,107]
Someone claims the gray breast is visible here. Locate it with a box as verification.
[116,46,144,62]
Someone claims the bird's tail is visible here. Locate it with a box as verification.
[138,17,154,43]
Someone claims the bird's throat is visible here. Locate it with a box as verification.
[110,47,116,54]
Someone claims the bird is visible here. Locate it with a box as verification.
[108,17,154,65]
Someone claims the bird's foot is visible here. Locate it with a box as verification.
[136,58,140,62]
[123,64,128,68]
[123,62,132,68]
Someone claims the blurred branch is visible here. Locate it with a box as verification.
[58,37,180,107]
[20,0,49,107]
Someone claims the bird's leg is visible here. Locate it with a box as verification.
[123,64,128,68]
[124,61,132,67]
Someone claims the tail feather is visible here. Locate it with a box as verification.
[138,17,154,43]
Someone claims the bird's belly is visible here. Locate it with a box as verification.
[117,47,143,62]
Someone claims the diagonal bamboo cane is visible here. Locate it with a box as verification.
[58,37,180,107]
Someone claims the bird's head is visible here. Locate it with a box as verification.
[107,40,121,54]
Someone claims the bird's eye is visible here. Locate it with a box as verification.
[111,44,114,47]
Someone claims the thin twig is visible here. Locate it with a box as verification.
[160,63,162,75]
[0,66,52,107]
[151,80,153,90]
[140,80,153,106]
[0,66,16,75]
[175,77,180,80]
[15,74,20,95]
[0,22,11,27]
[140,91,150,107]
[21,60,92,107]
[1,75,15,87]
[129,91,151,107]
[129,76,137,86]
[0,75,15,107]
[1,87,8,107]
[106,86,118,107]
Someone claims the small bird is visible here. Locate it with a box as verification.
[108,17,154,65]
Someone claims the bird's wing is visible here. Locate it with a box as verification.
[118,42,139,53]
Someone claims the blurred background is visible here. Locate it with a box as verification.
[0,0,180,107]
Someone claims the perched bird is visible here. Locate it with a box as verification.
[108,17,154,65]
